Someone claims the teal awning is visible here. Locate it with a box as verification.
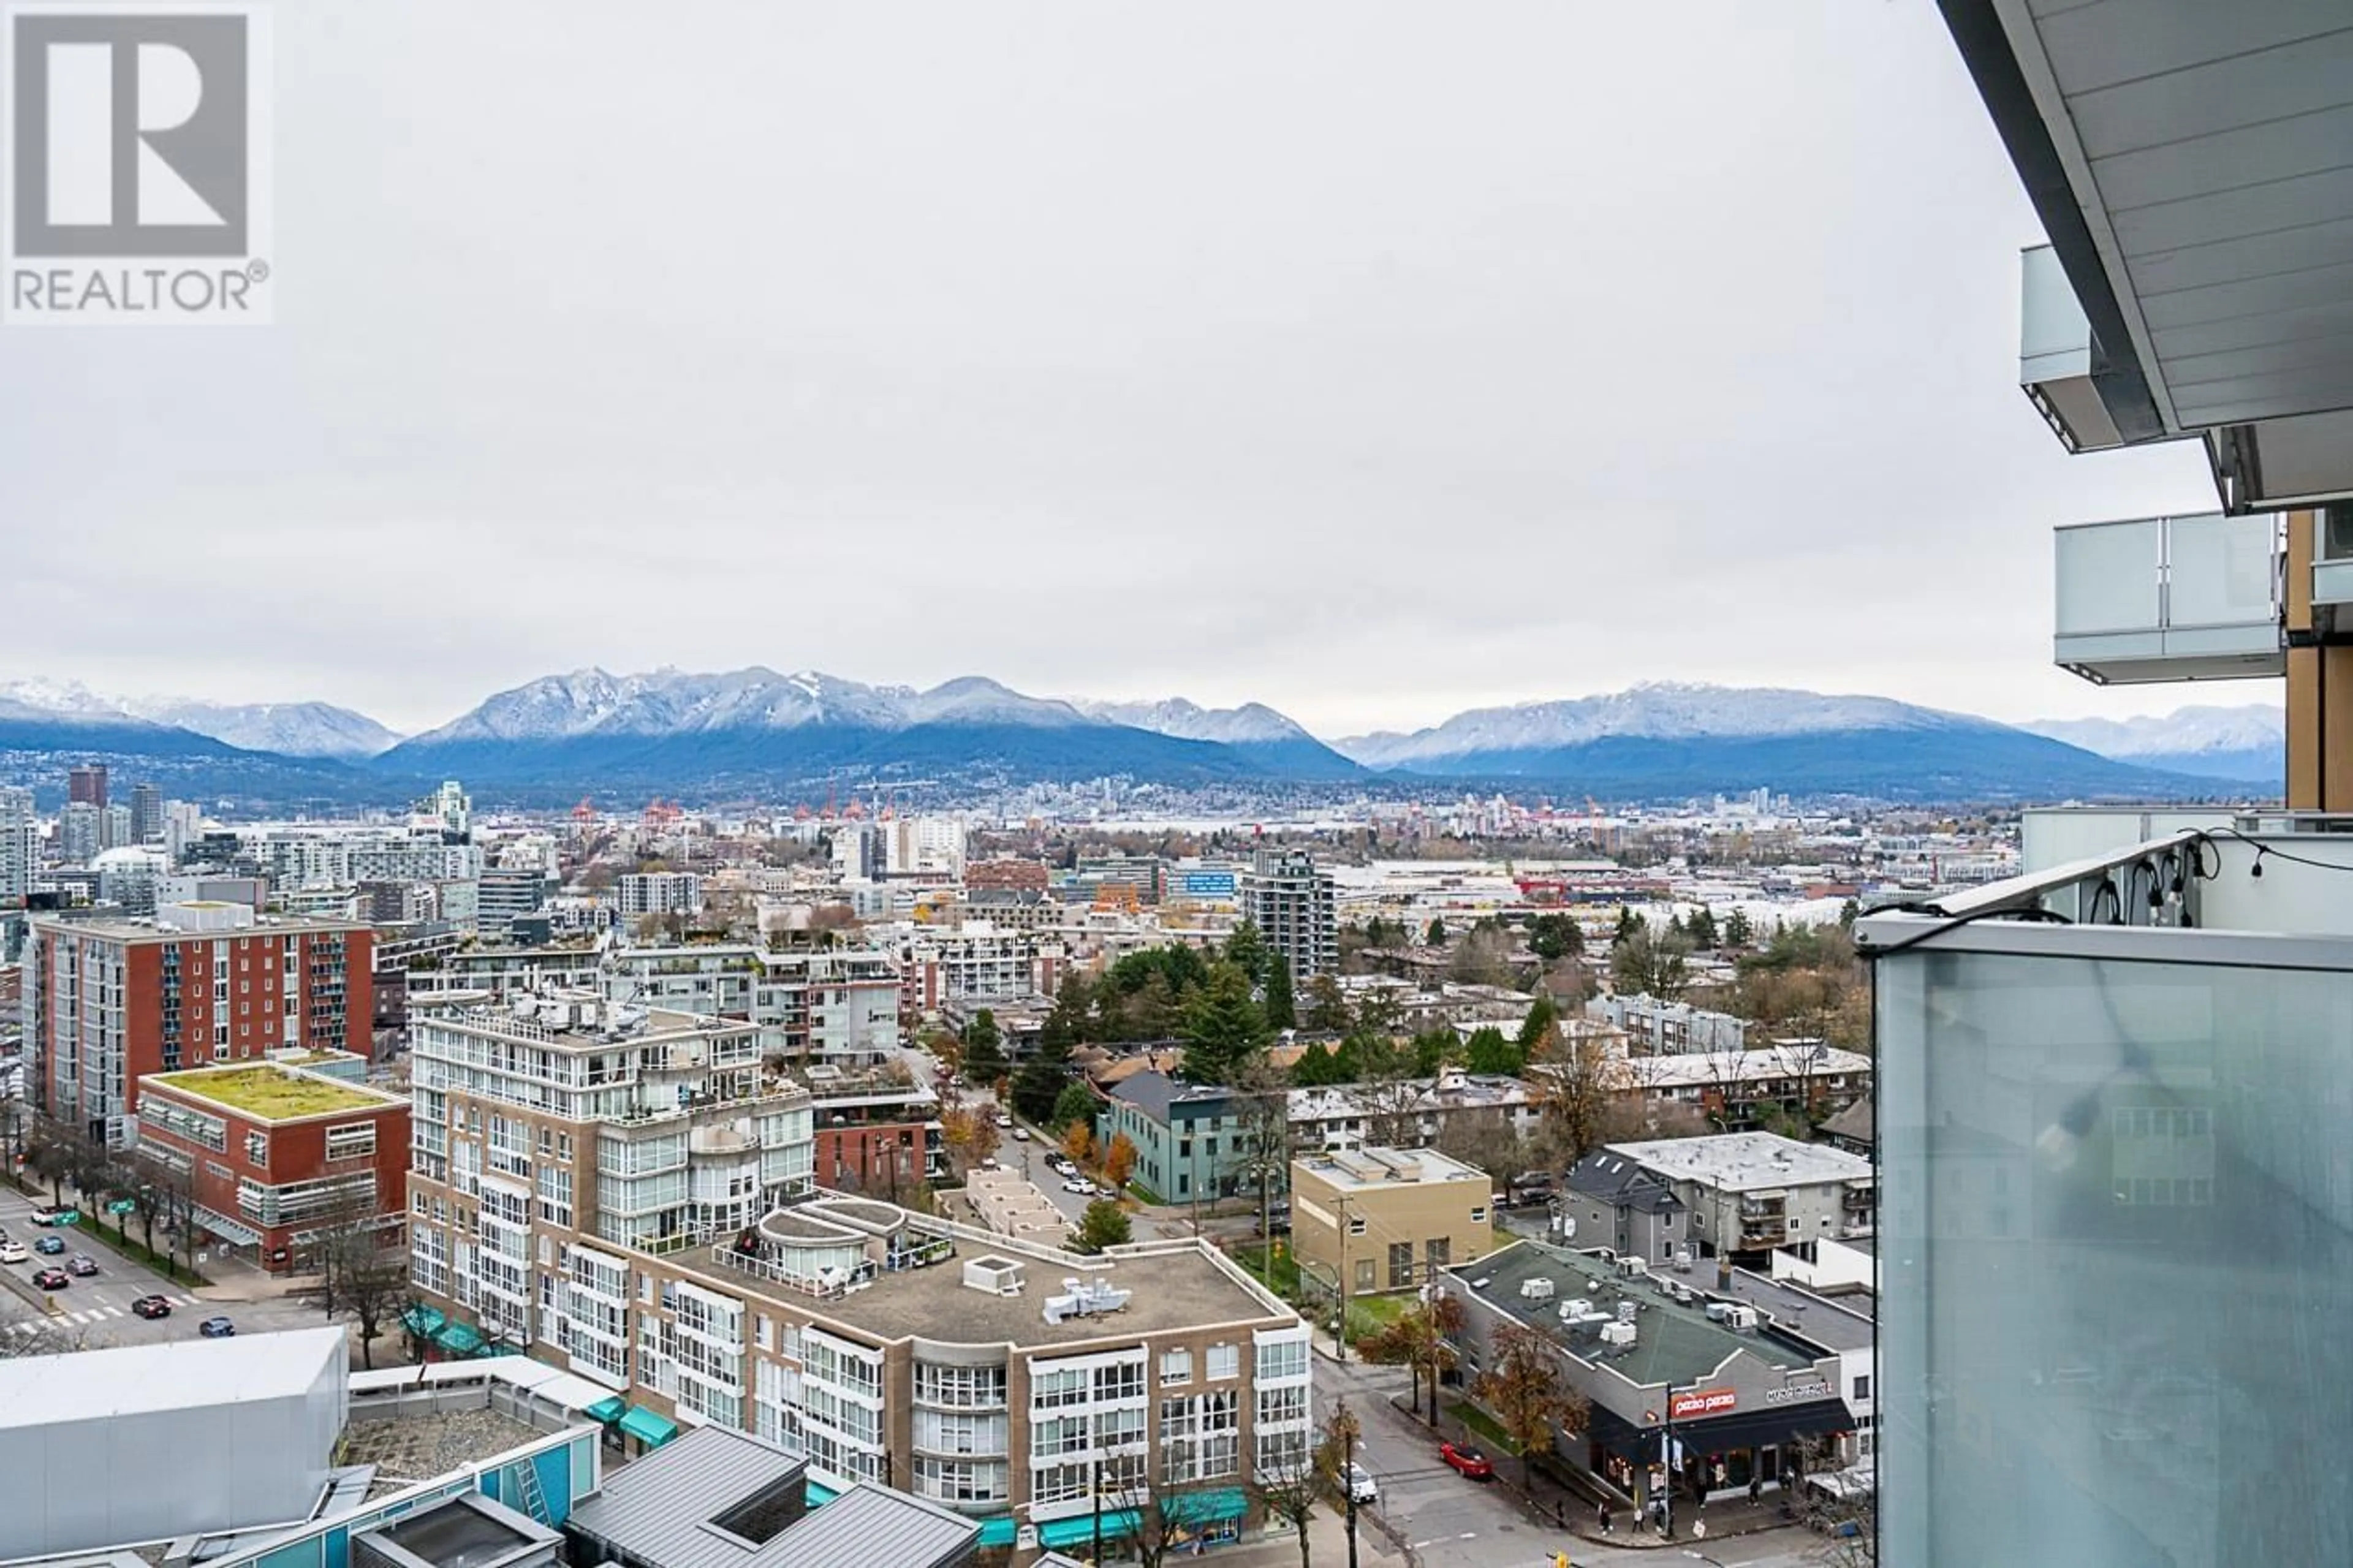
[402,1305,447,1337]
[618,1406,680,1447]
[974,1517,1017,1548]
[805,1481,838,1507]
[1169,1488,1250,1526]
[585,1396,627,1425]
[433,1321,484,1355]
[1037,1510,1140,1550]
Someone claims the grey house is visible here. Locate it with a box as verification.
[1564,1149,1689,1265]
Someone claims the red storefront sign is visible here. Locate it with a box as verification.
[1670,1387,1738,1420]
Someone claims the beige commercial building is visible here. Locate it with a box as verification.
[1290,1146,1496,1297]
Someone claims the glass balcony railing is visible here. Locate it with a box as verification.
[1862,827,2353,1568]
[2054,513,2284,684]
[2020,244,2126,453]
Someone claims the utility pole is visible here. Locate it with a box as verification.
[1091,1453,1103,1566]
[1335,1193,1352,1364]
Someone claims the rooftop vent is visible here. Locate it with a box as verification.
[1519,1278,1555,1301]
[1599,1320,1637,1349]
[964,1256,1025,1297]
[1042,1276,1133,1325]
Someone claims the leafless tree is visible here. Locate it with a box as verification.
[1250,1439,1325,1568]
[1229,1055,1292,1242]
[317,1196,409,1369]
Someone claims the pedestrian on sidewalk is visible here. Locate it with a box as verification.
[1749,1474,1764,1506]
[1597,1501,1613,1536]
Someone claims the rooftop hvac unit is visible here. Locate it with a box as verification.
[1725,1305,1759,1330]
[1616,1256,1649,1278]
[1617,1301,1638,1323]
[1599,1320,1636,1349]
[1705,1303,1733,1324]
[1520,1278,1555,1301]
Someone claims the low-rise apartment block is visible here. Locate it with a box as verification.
[1291,1146,1495,1296]
[616,871,705,918]
[1599,1133,1874,1262]
[135,1058,410,1265]
[412,1191,1306,1558]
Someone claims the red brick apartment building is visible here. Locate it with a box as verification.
[25,906,374,1147]
[135,1059,410,1264]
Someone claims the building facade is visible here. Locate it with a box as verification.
[616,873,704,918]
[1237,849,1336,980]
[0,786,34,903]
[1599,1134,1873,1262]
[415,1186,1306,1558]
[406,992,818,1349]
[1097,1072,1262,1206]
[1290,1147,1495,1297]
[25,905,374,1147]
[135,1059,410,1265]
[603,941,901,1066]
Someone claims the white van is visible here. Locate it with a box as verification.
[1343,1463,1379,1506]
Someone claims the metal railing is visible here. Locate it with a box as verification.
[1861,829,2208,941]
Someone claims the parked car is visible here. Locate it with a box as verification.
[0,1241,26,1265]
[1011,1127,1031,1142]
[28,1207,77,1227]
[66,1255,98,1277]
[1062,1178,1093,1195]
[1344,1463,1380,1506]
[132,1295,173,1319]
[1439,1442,1494,1480]
[31,1267,69,1290]
[199,1316,237,1338]
[33,1235,64,1256]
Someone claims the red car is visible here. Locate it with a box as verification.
[31,1267,69,1290]
[1439,1441,1494,1480]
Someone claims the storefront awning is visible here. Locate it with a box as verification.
[584,1395,627,1425]
[1169,1488,1250,1526]
[190,1203,265,1248]
[805,1481,838,1507]
[974,1517,1017,1548]
[618,1406,680,1447]
[1037,1509,1141,1550]
[1590,1398,1854,1463]
[401,1305,447,1338]
[432,1321,485,1356]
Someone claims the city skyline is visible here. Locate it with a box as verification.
[0,0,2223,738]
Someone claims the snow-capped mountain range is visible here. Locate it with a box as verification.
[1335,681,1993,768]
[0,667,2277,804]
[2022,703,2282,783]
[0,679,400,757]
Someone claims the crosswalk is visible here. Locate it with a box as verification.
[4,1293,202,1333]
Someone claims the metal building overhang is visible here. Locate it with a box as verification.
[1943,0,2353,511]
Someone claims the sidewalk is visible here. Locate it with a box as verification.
[1207,1510,1409,1567]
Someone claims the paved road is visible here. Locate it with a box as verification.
[0,1186,324,1350]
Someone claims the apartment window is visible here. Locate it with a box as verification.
[1255,1337,1308,1383]
[1855,1375,1873,1401]
[1160,1347,1192,1385]
[1425,1237,1451,1274]
[243,1131,268,1168]
[1093,1360,1146,1404]
[1206,1343,1239,1382]
[1348,1214,1366,1237]
[325,1122,376,1161]
[1469,1206,1488,1225]
[1032,1367,1090,1409]
[1387,1241,1413,1289]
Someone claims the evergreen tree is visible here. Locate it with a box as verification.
[1049,1080,1099,1132]
[1724,907,1754,947]
[1262,952,1297,1031]
[1463,1026,1521,1075]
[1613,905,1641,945]
[1180,961,1271,1085]
[1526,914,1583,962]
[961,1009,1008,1085]
[1426,917,1448,946]
[1012,1031,1073,1125]
[1516,993,1558,1056]
[1039,974,1092,1053]
[1303,974,1352,1034]
[1224,922,1271,986]
[1688,906,1721,949]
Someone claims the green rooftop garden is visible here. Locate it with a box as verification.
[150,1065,389,1120]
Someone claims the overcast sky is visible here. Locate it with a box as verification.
[1,0,2251,741]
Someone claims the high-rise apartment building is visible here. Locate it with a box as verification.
[58,803,100,867]
[25,903,374,1146]
[406,990,817,1346]
[129,783,162,846]
[477,866,553,937]
[1876,13,2353,1568]
[1237,848,1336,981]
[67,763,107,809]
[0,787,34,903]
[100,803,134,852]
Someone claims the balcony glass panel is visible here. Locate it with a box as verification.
[2054,514,2282,683]
[2054,518,2161,636]
[1878,931,2353,1568]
